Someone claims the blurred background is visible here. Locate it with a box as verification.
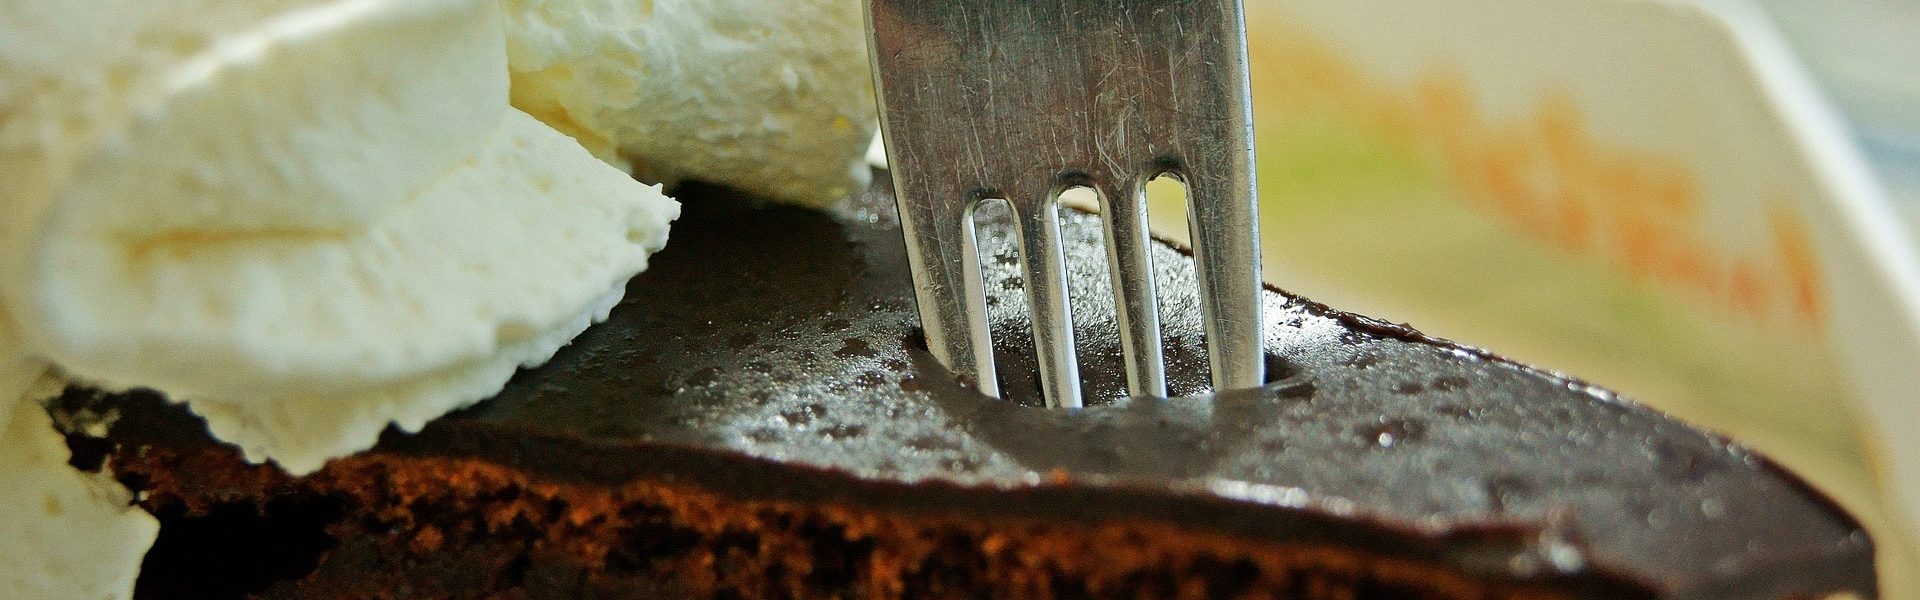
[1758,0,1920,233]
[1140,0,1920,592]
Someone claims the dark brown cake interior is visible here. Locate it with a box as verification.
[55,176,1875,599]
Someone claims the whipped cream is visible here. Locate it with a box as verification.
[1,2,682,595]
[1,0,677,473]
[0,324,46,435]
[184,110,674,474]
[503,0,878,206]
[1,388,159,600]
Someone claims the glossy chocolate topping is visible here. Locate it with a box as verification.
[88,176,1875,598]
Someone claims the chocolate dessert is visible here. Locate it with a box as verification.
[54,176,1875,599]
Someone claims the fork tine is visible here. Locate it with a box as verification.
[1099,178,1168,398]
[1015,194,1084,408]
[1186,172,1265,390]
[896,184,999,397]
[952,198,1001,396]
[1165,0,1266,391]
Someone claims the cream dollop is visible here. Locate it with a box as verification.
[0,0,677,472]
[184,110,675,474]
[0,323,46,435]
[0,385,159,600]
[503,0,878,206]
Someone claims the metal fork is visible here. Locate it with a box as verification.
[867,0,1263,408]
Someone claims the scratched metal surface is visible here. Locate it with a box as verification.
[868,0,1264,403]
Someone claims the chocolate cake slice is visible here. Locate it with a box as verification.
[55,176,1874,599]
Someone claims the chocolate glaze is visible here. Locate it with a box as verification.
[83,175,1874,598]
